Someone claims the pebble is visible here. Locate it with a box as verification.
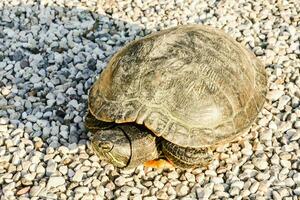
[277,95,291,110]
[176,184,189,197]
[267,90,284,101]
[59,165,68,175]
[30,75,42,84]
[115,176,127,187]
[12,50,24,61]
[231,181,244,190]
[75,186,89,193]
[1,87,11,96]
[16,186,31,196]
[250,182,260,194]
[47,176,65,188]
[72,170,84,182]
[46,160,57,176]
[144,197,157,200]
[294,121,300,129]
[36,165,45,175]
[260,129,273,141]
[293,173,300,185]
[156,190,169,200]
[252,158,269,170]
[294,187,300,196]
[168,171,179,179]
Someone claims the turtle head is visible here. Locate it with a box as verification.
[91,127,131,168]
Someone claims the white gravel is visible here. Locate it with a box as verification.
[0,0,300,199]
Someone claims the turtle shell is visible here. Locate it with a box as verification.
[88,25,267,148]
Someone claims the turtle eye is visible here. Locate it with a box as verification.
[99,141,113,152]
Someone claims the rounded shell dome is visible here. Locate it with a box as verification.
[88,25,267,148]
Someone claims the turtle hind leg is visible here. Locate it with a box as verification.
[161,139,212,169]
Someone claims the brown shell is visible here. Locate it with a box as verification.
[88,25,267,148]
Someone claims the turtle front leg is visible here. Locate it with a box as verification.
[144,159,175,169]
[161,139,212,169]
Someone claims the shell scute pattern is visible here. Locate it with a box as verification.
[144,111,169,136]
[88,25,267,148]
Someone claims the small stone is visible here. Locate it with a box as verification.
[156,190,168,200]
[280,160,291,168]
[176,183,189,197]
[58,146,69,154]
[75,186,89,193]
[16,186,30,196]
[269,121,277,130]
[294,187,300,195]
[92,179,101,188]
[250,181,259,193]
[30,185,43,197]
[168,171,179,179]
[30,75,42,84]
[294,121,300,129]
[293,173,300,185]
[12,50,24,61]
[211,177,224,184]
[20,59,29,68]
[3,182,15,194]
[205,170,217,177]
[277,95,291,110]
[267,90,284,101]
[36,165,45,175]
[260,129,272,141]
[241,189,250,197]
[68,99,79,110]
[278,188,290,197]
[87,58,97,70]
[23,172,35,182]
[27,115,37,122]
[197,184,213,199]
[213,184,224,191]
[73,116,82,123]
[231,181,244,190]
[252,158,268,170]
[46,160,57,176]
[258,181,269,193]
[284,178,294,187]
[154,180,164,189]
[47,176,65,188]
[68,143,79,153]
[272,191,281,200]
[68,169,75,178]
[143,181,152,187]
[59,166,68,175]
[1,87,10,96]
[60,130,69,139]
[72,170,83,182]
[106,181,115,190]
[56,93,65,105]
[144,197,157,200]
[229,187,240,196]
[115,176,126,187]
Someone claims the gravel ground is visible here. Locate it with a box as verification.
[0,0,300,199]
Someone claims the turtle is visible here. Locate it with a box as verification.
[85,25,267,169]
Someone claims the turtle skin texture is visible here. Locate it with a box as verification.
[86,25,267,169]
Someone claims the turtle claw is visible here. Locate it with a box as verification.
[144,159,175,169]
